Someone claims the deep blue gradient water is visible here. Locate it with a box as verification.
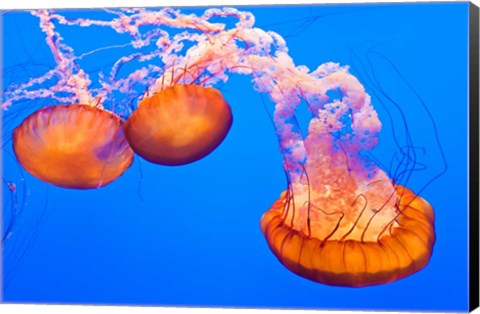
[1,3,470,311]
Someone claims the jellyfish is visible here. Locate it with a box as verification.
[1,7,440,288]
[3,10,134,189]
[124,84,233,165]
[259,120,436,287]
[13,104,134,189]
[253,67,436,287]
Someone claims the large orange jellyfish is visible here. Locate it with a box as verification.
[254,68,436,287]
[261,186,435,287]
[1,7,437,287]
[13,104,134,189]
[124,84,232,166]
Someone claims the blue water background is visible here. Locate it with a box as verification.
[1,2,470,311]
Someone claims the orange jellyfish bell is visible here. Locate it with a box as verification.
[13,104,134,189]
[124,84,233,166]
[260,185,435,287]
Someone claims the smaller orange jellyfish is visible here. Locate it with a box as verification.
[124,84,233,166]
[13,104,134,189]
